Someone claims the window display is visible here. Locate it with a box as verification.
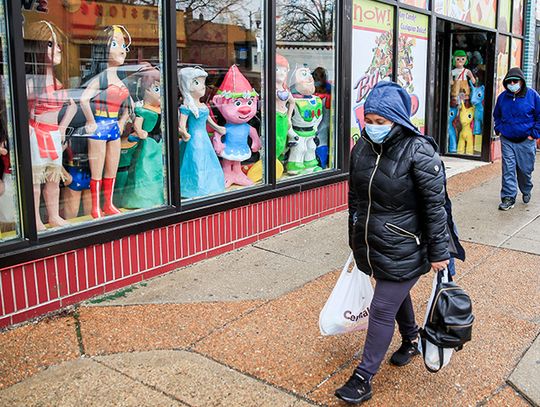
[446,33,488,156]
[512,0,524,36]
[23,0,166,232]
[496,36,510,96]
[350,0,394,144]
[511,38,522,68]
[398,10,429,133]
[434,0,497,29]
[276,0,336,177]
[400,0,428,8]
[498,0,511,32]
[176,1,264,198]
[0,1,19,242]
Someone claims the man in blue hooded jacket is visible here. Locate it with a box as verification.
[493,67,540,210]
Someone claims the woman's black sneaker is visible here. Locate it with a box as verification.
[389,339,420,366]
[335,370,372,404]
[523,193,531,204]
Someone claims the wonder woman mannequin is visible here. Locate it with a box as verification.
[178,67,225,198]
[25,21,76,230]
[80,25,132,218]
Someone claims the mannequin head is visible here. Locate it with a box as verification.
[24,21,65,88]
[85,25,131,82]
[213,65,258,125]
[289,65,315,96]
[276,54,289,86]
[139,64,161,107]
[179,66,208,118]
[452,50,468,68]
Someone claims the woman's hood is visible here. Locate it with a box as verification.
[364,81,421,135]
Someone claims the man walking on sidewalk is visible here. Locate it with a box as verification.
[494,67,540,211]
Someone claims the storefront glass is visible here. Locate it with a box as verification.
[401,0,428,9]
[0,2,20,242]
[512,0,524,36]
[398,10,429,133]
[498,0,512,32]
[511,38,522,67]
[23,0,166,232]
[496,35,510,96]
[275,0,336,179]
[176,2,264,197]
[350,0,394,143]
[434,0,497,29]
[447,33,488,156]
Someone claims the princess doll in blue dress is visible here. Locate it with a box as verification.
[178,67,225,199]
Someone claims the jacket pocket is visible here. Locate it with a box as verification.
[384,222,421,245]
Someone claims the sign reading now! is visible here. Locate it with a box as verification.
[353,0,393,31]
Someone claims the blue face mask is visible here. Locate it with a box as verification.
[365,123,393,144]
[507,83,521,93]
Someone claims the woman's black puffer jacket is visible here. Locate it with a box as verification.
[349,125,450,281]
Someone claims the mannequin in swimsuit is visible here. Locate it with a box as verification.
[80,25,132,219]
[25,21,77,230]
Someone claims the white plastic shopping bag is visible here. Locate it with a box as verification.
[418,268,453,372]
[319,253,374,336]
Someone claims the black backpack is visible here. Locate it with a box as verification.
[420,271,474,370]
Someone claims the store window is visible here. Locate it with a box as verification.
[434,0,497,29]
[398,10,429,133]
[350,0,394,144]
[0,1,20,242]
[511,38,522,68]
[23,1,166,232]
[447,33,488,156]
[496,35,510,96]
[275,0,336,179]
[176,2,264,199]
[498,0,512,32]
[512,0,524,36]
[400,0,428,8]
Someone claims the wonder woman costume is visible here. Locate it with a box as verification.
[89,83,129,141]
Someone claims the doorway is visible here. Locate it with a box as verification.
[434,20,495,161]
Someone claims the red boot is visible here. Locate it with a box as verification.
[90,179,103,219]
[102,177,121,215]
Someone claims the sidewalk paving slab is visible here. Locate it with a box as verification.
[79,301,263,356]
[508,334,540,406]
[0,358,182,407]
[96,350,315,407]
[94,212,348,307]
[0,316,79,389]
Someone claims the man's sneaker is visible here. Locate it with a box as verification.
[498,197,515,211]
[335,370,372,404]
[389,339,420,366]
[523,193,531,204]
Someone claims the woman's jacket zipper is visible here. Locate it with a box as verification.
[384,223,421,245]
[363,136,381,273]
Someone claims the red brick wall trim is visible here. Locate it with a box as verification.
[0,181,348,329]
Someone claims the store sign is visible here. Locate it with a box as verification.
[350,0,394,143]
[79,2,158,22]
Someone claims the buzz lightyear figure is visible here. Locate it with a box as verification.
[287,65,323,175]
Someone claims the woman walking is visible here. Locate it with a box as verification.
[336,82,450,404]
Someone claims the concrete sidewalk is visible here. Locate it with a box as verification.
[0,159,538,407]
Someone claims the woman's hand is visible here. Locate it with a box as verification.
[431,260,449,272]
